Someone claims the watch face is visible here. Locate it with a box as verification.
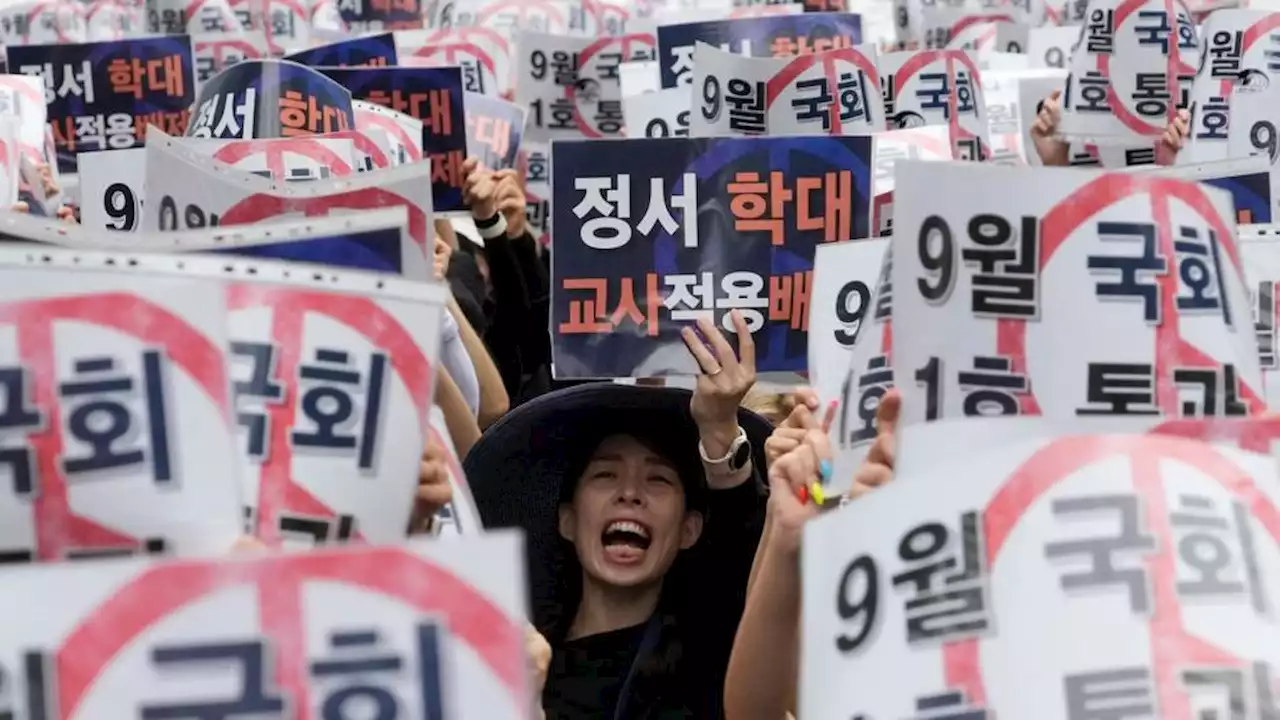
[731,441,751,471]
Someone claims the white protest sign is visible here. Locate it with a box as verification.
[869,125,954,236]
[80,137,360,233]
[86,0,145,40]
[516,29,657,142]
[1241,238,1280,410]
[140,129,436,272]
[0,75,50,166]
[690,41,884,137]
[213,256,447,549]
[1060,0,1200,144]
[429,0,583,40]
[147,0,244,33]
[652,2,804,26]
[521,140,551,247]
[623,86,691,137]
[886,160,1261,435]
[0,0,88,45]
[1028,23,1079,68]
[619,58,662,97]
[0,118,22,207]
[881,49,991,159]
[803,421,1280,719]
[983,68,1067,165]
[1180,10,1280,164]
[396,27,516,98]
[427,404,483,538]
[0,533,530,717]
[808,238,889,492]
[193,31,272,86]
[920,9,1029,53]
[978,50,1032,71]
[354,99,425,165]
[0,246,243,562]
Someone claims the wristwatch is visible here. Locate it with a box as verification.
[699,427,751,474]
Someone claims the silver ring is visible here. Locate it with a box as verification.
[706,366,723,377]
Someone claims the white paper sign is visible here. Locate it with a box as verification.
[690,41,884,137]
[218,256,447,549]
[427,404,483,537]
[0,533,530,718]
[193,31,271,86]
[1028,24,1079,68]
[1017,70,1068,166]
[397,27,517,98]
[353,100,425,165]
[0,75,51,166]
[1060,0,1200,144]
[807,238,889,492]
[515,30,657,142]
[880,49,991,160]
[80,137,360,233]
[0,246,243,561]
[803,420,1280,719]
[140,129,436,274]
[1180,10,1280,164]
[623,86,691,137]
[0,118,23,207]
[869,125,954,236]
[886,160,1262,433]
[619,58,662,97]
[1241,238,1280,410]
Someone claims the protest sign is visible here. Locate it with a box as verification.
[657,12,864,86]
[880,49,990,159]
[551,135,872,377]
[79,136,360,232]
[619,58,661,97]
[0,0,88,47]
[515,30,657,143]
[354,99,425,165]
[652,2,805,27]
[0,246,243,561]
[1059,0,1199,145]
[140,129,435,274]
[1240,238,1280,410]
[0,533,529,717]
[1017,70,1067,166]
[85,0,144,41]
[883,161,1261,436]
[1028,23,1078,68]
[807,237,888,484]
[869,124,954,236]
[0,119,23,207]
[0,75,51,166]
[982,69,1065,165]
[193,32,271,85]
[218,255,446,547]
[1130,154,1275,225]
[521,139,551,246]
[7,36,195,172]
[428,0,584,38]
[803,422,1280,718]
[426,404,483,537]
[464,91,525,170]
[623,86,691,137]
[259,0,318,53]
[396,27,515,97]
[320,66,468,211]
[284,30,398,66]
[690,41,884,137]
[919,9,1028,53]
[1180,10,1280,165]
[189,59,354,140]
[146,0,243,33]
[338,0,424,30]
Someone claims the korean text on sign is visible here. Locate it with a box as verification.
[187,60,354,141]
[551,134,872,378]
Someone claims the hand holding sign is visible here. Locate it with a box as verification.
[413,431,455,531]
[1030,88,1069,166]
[766,426,832,553]
[851,388,898,498]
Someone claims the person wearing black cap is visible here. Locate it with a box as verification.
[467,312,771,719]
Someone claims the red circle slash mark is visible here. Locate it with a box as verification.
[1097,0,1189,137]
[941,433,1280,715]
[570,34,655,138]
[0,75,46,107]
[477,0,567,33]
[56,546,527,719]
[1151,416,1280,454]
[765,47,881,135]
[219,188,430,256]
[413,40,500,79]
[948,14,1014,52]
[892,49,988,159]
[995,172,1259,416]
[213,139,354,180]
[226,286,433,547]
[327,129,391,170]
[0,294,229,560]
[355,109,424,163]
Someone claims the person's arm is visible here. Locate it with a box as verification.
[434,366,481,459]
[448,295,510,427]
[683,311,759,490]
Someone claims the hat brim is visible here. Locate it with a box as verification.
[463,383,772,631]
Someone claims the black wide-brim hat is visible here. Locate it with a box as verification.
[464,383,773,633]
